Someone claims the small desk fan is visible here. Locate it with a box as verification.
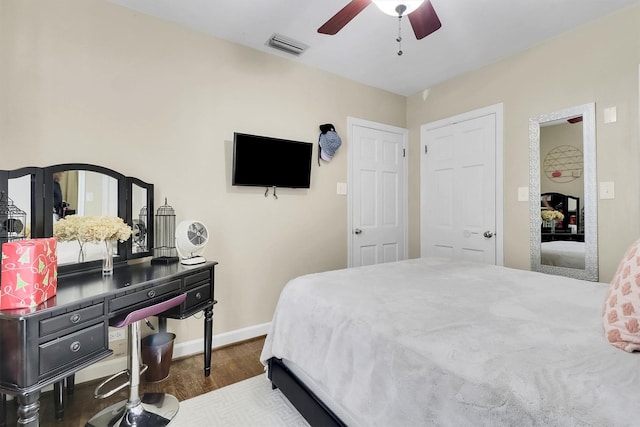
[175,220,208,265]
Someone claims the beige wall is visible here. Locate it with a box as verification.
[407,5,640,282]
[2,0,639,351]
[0,0,406,344]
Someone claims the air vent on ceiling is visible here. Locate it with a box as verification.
[267,33,309,56]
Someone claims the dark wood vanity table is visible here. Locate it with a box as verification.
[0,260,217,426]
[0,163,220,425]
[0,262,217,426]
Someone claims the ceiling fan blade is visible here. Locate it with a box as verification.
[318,0,371,35]
[408,0,442,40]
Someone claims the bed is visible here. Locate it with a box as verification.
[540,240,585,269]
[260,257,640,426]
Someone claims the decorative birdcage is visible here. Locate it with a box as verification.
[151,198,179,264]
[139,206,147,228]
[0,191,27,244]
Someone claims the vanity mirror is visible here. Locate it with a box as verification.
[128,177,154,258]
[0,164,154,274]
[0,167,43,242]
[529,103,598,281]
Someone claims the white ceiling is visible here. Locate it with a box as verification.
[104,0,640,96]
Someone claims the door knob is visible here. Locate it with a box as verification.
[483,231,494,238]
[354,228,362,235]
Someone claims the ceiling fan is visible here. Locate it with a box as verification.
[318,0,441,40]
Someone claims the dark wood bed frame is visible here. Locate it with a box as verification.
[267,358,346,427]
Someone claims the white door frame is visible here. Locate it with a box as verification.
[420,103,505,266]
[347,117,409,267]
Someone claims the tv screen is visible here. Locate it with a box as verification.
[232,133,313,188]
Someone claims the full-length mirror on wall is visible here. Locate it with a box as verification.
[529,103,598,281]
[0,164,154,274]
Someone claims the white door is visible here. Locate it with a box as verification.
[420,104,504,265]
[349,118,408,267]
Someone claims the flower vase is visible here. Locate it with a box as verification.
[102,240,114,276]
[550,220,556,234]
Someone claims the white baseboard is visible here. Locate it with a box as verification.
[73,322,271,386]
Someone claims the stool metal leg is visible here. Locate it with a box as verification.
[86,321,179,427]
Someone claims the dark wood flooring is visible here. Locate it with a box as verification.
[6,336,266,427]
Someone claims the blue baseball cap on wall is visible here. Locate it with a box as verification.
[318,124,342,163]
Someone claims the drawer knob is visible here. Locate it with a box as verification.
[195,292,202,300]
[70,341,81,352]
[147,290,156,298]
[70,314,81,324]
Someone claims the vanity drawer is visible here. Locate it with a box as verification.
[184,270,210,288]
[185,283,212,310]
[161,283,211,317]
[110,280,180,312]
[39,322,107,375]
[39,303,104,337]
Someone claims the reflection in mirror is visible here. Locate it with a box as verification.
[540,192,583,269]
[127,177,154,260]
[131,184,148,253]
[54,170,118,218]
[54,170,120,266]
[529,103,598,281]
[7,175,32,239]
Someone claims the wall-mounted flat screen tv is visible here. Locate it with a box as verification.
[232,133,313,188]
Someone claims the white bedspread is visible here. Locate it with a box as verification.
[260,258,640,427]
[541,240,585,269]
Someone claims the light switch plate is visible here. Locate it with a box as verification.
[599,181,615,199]
[336,182,347,195]
[604,107,617,124]
[517,187,529,202]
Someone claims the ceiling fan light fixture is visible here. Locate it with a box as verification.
[372,0,425,16]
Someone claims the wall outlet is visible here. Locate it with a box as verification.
[109,328,126,341]
[599,181,615,200]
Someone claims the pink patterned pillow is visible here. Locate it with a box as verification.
[603,239,640,352]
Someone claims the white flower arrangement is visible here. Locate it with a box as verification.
[540,210,564,222]
[54,215,132,243]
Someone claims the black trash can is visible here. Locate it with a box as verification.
[141,332,176,382]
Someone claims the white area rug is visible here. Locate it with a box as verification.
[171,374,310,426]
